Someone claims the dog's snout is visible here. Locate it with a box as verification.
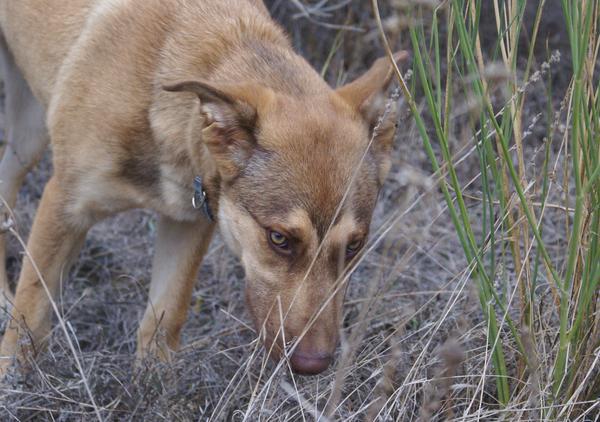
[289,350,332,375]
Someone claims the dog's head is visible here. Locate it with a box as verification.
[165,52,407,374]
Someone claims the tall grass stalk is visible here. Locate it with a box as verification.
[374,0,599,414]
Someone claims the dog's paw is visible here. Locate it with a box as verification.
[135,341,173,368]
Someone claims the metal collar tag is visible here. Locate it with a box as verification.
[192,176,214,221]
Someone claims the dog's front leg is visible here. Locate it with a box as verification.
[0,177,89,374]
[136,215,215,363]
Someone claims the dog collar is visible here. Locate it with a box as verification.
[192,175,214,221]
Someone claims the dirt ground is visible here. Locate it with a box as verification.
[0,1,594,421]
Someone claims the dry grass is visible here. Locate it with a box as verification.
[0,1,598,421]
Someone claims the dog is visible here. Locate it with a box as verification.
[0,0,406,376]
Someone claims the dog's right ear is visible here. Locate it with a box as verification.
[164,81,274,180]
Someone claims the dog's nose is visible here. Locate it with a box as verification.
[289,351,332,375]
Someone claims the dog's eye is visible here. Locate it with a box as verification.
[346,239,364,258]
[268,230,289,250]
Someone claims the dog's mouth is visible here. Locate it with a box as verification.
[243,281,340,375]
[288,350,333,375]
[262,335,335,375]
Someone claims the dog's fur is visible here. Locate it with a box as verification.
[0,0,404,375]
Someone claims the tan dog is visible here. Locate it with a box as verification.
[0,0,405,375]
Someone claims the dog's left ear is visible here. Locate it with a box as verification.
[336,51,409,183]
[164,81,273,180]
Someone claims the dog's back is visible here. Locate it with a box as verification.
[0,0,278,108]
[0,0,97,106]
